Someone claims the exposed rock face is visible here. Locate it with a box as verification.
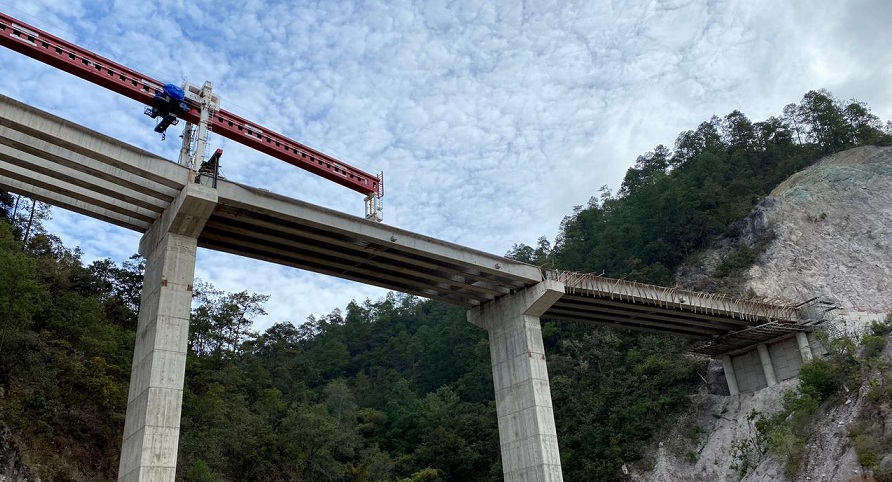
[636,146,892,481]
[628,379,867,482]
[0,427,39,482]
[676,145,892,316]
[747,145,892,314]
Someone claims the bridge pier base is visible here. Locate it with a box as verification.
[118,182,217,482]
[795,332,814,361]
[757,343,778,387]
[468,280,565,482]
[720,355,740,396]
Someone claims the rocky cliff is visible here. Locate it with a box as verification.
[633,145,892,481]
[0,427,39,482]
[748,145,892,318]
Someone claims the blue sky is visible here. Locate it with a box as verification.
[2,0,891,330]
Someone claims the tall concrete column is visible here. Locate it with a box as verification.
[468,280,565,482]
[757,343,778,387]
[118,182,217,482]
[720,355,740,396]
[795,332,813,362]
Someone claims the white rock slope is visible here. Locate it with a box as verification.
[632,145,892,482]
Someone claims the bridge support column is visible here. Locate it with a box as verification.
[118,182,217,482]
[468,280,565,482]
[757,343,778,387]
[795,332,813,362]
[720,355,740,396]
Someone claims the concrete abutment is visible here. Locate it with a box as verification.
[720,331,824,395]
[468,280,565,482]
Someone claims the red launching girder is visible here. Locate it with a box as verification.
[0,12,382,197]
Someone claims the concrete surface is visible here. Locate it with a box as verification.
[118,182,217,482]
[469,280,565,482]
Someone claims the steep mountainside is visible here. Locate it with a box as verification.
[633,146,892,481]
[747,145,892,316]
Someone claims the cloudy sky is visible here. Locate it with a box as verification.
[1,0,890,331]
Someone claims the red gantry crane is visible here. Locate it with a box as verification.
[0,12,384,221]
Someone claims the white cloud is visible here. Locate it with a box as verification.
[3,0,892,331]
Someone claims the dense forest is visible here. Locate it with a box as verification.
[0,89,889,482]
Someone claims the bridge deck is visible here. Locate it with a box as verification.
[0,93,820,355]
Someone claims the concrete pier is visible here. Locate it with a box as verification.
[795,332,814,362]
[757,343,778,387]
[118,181,217,482]
[720,355,740,396]
[468,280,565,482]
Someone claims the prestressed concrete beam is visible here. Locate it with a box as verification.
[551,295,758,327]
[199,228,496,305]
[0,173,152,231]
[207,207,517,292]
[547,300,746,331]
[0,142,168,214]
[0,123,180,202]
[0,95,185,189]
[200,220,505,298]
[548,271,799,324]
[215,181,543,284]
[0,158,158,225]
[545,309,716,339]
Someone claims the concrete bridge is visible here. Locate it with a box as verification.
[0,93,825,481]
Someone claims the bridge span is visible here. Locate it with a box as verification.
[0,93,824,481]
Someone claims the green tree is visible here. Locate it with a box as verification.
[189,282,269,357]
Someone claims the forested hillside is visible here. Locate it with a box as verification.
[0,89,889,482]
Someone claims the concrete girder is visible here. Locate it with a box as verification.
[0,144,166,217]
[545,309,716,339]
[551,295,759,327]
[213,181,543,284]
[0,172,153,231]
[0,158,158,226]
[0,96,185,190]
[199,228,496,306]
[547,298,750,331]
[207,207,518,293]
[548,271,799,324]
[0,123,179,203]
[201,220,506,298]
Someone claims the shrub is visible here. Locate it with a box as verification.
[861,335,887,359]
[870,317,892,336]
[186,460,215,482]
[798,360,839,401]
[715,245,756,278]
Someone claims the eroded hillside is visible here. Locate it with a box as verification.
[748,145,892,316]
[634,146,892,481]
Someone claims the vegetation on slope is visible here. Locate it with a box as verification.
[510,89,891,286]
[727,317,892,479]
[0,89,889,481]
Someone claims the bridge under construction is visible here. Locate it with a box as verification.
[0,92,828,482]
